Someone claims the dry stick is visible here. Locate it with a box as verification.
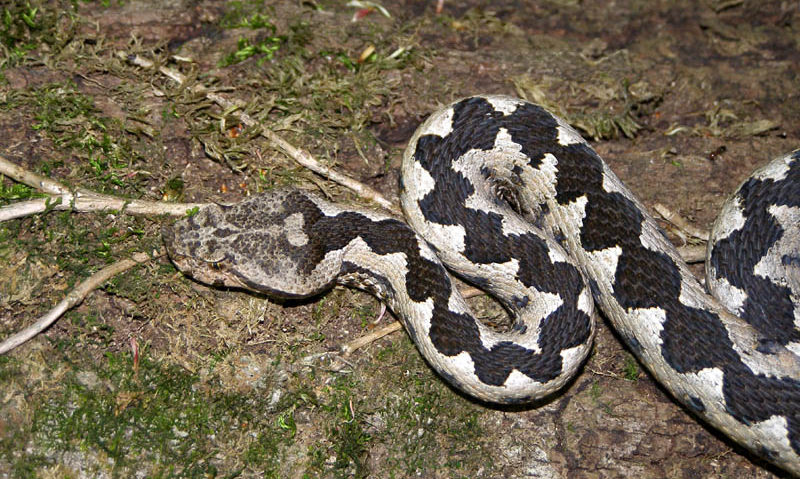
[0,193,205,221]
[124,53,399,214]
[0,252,156,355]
[0,198,52,222]
[676,244,708,264]
[0,154,69,194]
[0,154,206,220]
[341,322,403,356]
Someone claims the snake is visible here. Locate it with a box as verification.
[162,95,800,475]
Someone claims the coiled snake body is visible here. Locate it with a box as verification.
[164,96,800,474]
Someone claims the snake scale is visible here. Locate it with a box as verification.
[163,95,800,475]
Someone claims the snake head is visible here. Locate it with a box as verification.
[162,202,248,290]
[162,189,341,298]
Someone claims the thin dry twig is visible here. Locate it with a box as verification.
[341,322,403,356]
[0,193,204,220]
[0,154,69,195]
[341,284,486,355]
[0,198,53,222]
[652,202,710,264]
[123,53,399,213]
[0,252,157,355]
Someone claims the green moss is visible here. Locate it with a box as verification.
[0,1,77,68]
[221,35,284,67]
[0,182,44,205]
[623,355,640,381]
[590,380,602,400]
[31,82,143,192]
[26,351,296,477]
[364,342,490,477]
[104,261,163,304]
[354,303,376,328]
[219,1,274,29]
[43,211,137,273]
[303,375,370,479]
[0,355,19,383]
[162,177,184,202]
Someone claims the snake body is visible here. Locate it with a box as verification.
[164,96,800,474]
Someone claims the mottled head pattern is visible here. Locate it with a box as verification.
[163,189,341,298]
